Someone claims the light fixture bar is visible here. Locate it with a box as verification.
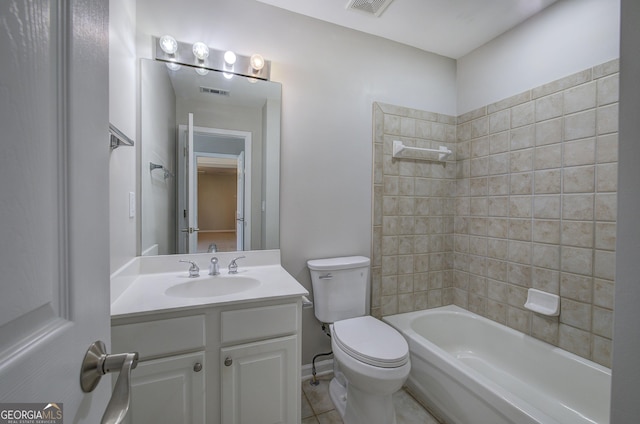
[154,36,271,81]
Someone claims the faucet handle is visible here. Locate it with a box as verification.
[209,257,220,276]
[228,256,246,274]
[179,260,200,278]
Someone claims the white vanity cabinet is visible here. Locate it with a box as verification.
[111,298,302,424]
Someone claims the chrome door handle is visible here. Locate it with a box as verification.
[80,341,139,424]
[180,227,200,233]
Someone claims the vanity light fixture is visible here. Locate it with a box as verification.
[166,62,181,71]
[154,36,271,80]
[223,72,234,80]
[250,54,265,71]
[224,51,237,66]
[192,42,209,61]
[159,35,178,55]
[195,67,209,76]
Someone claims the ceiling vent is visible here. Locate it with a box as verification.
[200,86,230,96]
[346,0,394,17]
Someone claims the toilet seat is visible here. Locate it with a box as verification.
[332,316,409,368]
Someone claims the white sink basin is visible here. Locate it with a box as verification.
[165,275,261,298]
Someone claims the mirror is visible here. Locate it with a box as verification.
[140,59,281,255]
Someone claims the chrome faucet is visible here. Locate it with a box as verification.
[179,260,200,278]
[228,256,246,274]
[209,257,220,276]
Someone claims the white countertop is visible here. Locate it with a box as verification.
[110,250,308,319]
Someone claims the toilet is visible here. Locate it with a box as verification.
[307,256,410,424]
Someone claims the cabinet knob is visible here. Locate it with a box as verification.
[193,362,203,372]
[224,357,233,367]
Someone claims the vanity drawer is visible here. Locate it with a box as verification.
[221,303,298,345]
[112,315,205,359]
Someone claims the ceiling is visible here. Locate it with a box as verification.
[254,0,560,59]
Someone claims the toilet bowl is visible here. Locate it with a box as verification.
[307,256,410,424]
[328,316,410,424]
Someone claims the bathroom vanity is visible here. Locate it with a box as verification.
[110,250,307,424]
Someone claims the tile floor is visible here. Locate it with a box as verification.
[301,374,441,424]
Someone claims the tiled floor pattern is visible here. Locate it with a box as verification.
[301,374,441,424]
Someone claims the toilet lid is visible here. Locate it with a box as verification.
[332,316,409,368]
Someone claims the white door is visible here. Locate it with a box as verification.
[0,0,111,422]
[187,113,199,253]
[236,151,246,250]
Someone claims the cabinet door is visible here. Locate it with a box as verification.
[127,351,206,424]
[221,335,297,424]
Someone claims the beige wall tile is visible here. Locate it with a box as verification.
[535,118,563,146]
[596,133,618,163]
[561,246,593,276]
[562,221,594,248]
[488,153,509,175]
[592,306,613,338]
[596,162,618,192]
[597,74,619,106]
[562,194,594,221]
[560,273,593,303]
[592,335,612,368]
[534,195,561,219]
[595,193,617,221]
[533,220,561,244]
[564,81,596,114]
[510,172,533,194]
[489,132,510,153]
[595,222,616,251]
[511,124,535,150]
[532,267,560,293]
[511,101,535,128]
[597,103,618,135]
[489,109,510,134]
[563,165,595,193]
[532,314,559,345]
[560,299,592,331]
[563,138,596,166]
[535,144,562,170]
[594,249,615,281]
[535,92,563,122]
[564,110,596,141]
[535,169,562,194]
[559,324,590,358]
[532,243,560,269]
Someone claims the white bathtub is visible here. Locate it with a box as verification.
[383,305,611,424]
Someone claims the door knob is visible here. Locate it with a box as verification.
[80,341,139,424]
[224,357,233,367]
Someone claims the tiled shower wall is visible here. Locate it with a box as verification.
[371,103,458,319]
[371,59,618,367]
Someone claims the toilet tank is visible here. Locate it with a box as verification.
[307,256,370,323]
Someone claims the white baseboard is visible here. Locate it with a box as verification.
[301,358,334,381]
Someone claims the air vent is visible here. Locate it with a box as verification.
[346,0,394,17]
[200,86,230,96]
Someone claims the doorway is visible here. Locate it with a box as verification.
[177,124,252,253]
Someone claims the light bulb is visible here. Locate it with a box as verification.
[195,67,209,76]
[192,42,209,61]
[166,62,181,71]
[159,35,178,55]
[223,72,234,80]
[224,51,237,66]
[250,54,265,71]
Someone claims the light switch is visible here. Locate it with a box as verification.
[129,192,135,218]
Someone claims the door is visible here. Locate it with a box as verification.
[127,352,205,424]
[236,151,246,250]
[0,0,111,422]
[187,113,199,252]
[221,336,297,424]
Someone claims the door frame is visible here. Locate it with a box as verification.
[177,125,252,253]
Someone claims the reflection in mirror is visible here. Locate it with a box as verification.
[140,59,281,255]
